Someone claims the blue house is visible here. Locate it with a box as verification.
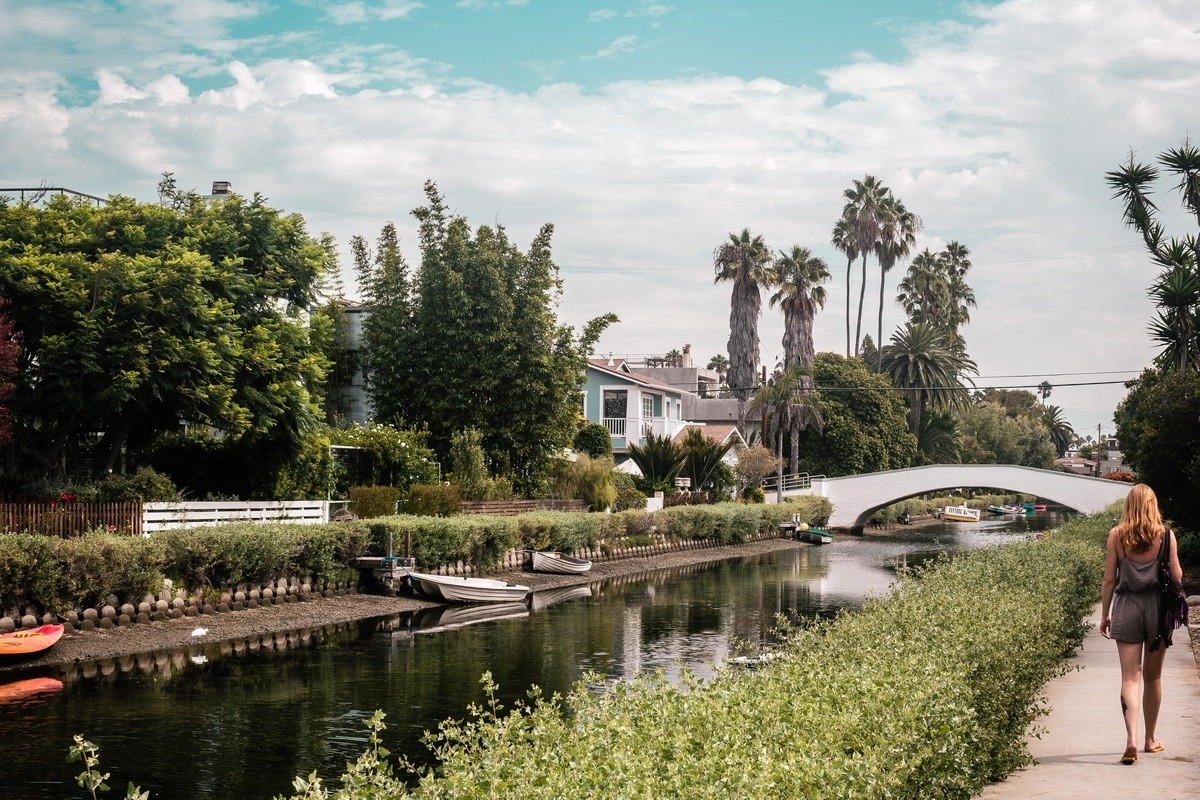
[584,358,691,457]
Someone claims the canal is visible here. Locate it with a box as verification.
[0,513,1064,798]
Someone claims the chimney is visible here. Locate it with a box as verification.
[211,181,232,195]
[682,344,692,368]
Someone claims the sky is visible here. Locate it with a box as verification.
[2,0,1198,440]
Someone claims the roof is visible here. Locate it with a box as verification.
[671,423,745,447]
[587,359,684,393]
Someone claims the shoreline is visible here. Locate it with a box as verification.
[1,537,803,675]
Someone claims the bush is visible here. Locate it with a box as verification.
[349,485,401,519]
[611,473,646,512]
[558,454,617,511]
[366,516,518,572]
[56,533,164,608]
[406,484,462,517]
[0,534,71,614]
[95,466,180,502]
[515,512,604,552]
[572,423,612,458]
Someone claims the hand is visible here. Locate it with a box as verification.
[1100,616,1111,639]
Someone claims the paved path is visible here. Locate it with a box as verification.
[980,608,1200,799]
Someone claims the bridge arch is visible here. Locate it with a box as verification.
[780,465,1131,530]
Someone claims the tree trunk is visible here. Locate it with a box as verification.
[854,254,869,356]
[876,269,886,372]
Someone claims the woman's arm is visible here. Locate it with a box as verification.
[1100,528,1119,638]
[1169,529,1184,585]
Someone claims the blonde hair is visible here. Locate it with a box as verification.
[1115,483,1163,553]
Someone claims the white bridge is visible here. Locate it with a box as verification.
[767,464,1132,530]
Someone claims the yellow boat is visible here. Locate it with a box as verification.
[942,505,981,522]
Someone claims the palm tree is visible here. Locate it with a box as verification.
[939,241,976,333]
[706,354,729,386]
[895,249,945,326]
[714,229,775,428]
[873,195,921,371]
[1043,404,1075,458]
[1037,381,1053,404]
[679,427,734,499]
[881,322,977,436]
[836,175,890,357]
[917,411,960,465]
[1147,263,1199,370]
[626,433,686,493]
[830,214,860,357]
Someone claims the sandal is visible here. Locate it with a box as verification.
[1145,742,1165,753]
[1120,747,1138,765]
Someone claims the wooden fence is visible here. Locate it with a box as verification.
[459,499,588,516]
[0,502,143,537]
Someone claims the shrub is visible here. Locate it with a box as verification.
[56,533,164,608]
[406,484,462,517]
[560,454,617,511]
[0,533,71,614]
[349,485,401,519]
[611,472,646,512]
[450,428,493,501]
[515,512,604,552]
[95,466,180,502]
[572,423,612,458]
[366,516,518,572]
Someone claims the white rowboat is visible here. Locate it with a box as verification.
[407,572,531,603]
[942,505,982,522]
[531,551,593,575]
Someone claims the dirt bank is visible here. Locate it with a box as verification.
[1,538,802,675]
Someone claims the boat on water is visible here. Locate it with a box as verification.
[986,504,1006,515]
[530,550,593,575]
[942,505,982,522]
[1022,502,1037,514]
[406,571,531,604]
[800,528,833,544]
[1001,504,1024,515]
[1034,504,1047,512]
[0,624,64,657]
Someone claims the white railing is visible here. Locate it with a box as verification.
[603,417,627,437]
[763,473,823,493]
[143,500,330,532]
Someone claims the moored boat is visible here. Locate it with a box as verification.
[531,551,593,575]
[1001,504,1024,514]
[801,528,833,544]
[0,624,64,657]
[942,505,982,522]
[986,504,1006,515]
[1034,503,1047,512]
[0,677,64,703]
[407,571,530,604]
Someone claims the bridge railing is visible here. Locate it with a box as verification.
[763,473,824,493]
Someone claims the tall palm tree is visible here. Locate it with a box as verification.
[714,229,774,428]
[1147,261,1199,371]
[706,354,729,386]
[939,241,976,333]
[873,195,921,371]
[837,175,890,357]
[881,321,977,436]
[830,214,860,357]
[895,249,945,326]
[1037,381,1053,403]
[1043,404,1075,458]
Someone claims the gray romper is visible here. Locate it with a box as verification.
[1109,544,1161,643]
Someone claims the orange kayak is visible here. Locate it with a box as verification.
[0,677,64,703]
[0,624,65,656]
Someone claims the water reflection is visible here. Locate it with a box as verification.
[0,514,1057,800]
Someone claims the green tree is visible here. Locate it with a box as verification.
[1037,381,1053,403]
[836,175,890,357]
[830,214,860,357]
[449,427,493,501]
[357,181,616,493]
[0,191,332,490]
[881,322,976,439]
[956,400,1055,468]
[706,354,729,386]
[327,422,439,494]
[795,353,917,476]
[626,432,686,495]
[1043,404,1075,458]
[573,423,613,459]
[678,427,735,500]
[713,228,774,428]
[1114,367,1200,526]
[873,195,921,371]
[1107,139,1200,370]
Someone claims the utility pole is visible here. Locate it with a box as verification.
[1095,423,1102,477]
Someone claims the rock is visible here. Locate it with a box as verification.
[82,608,98,622]
[1186,595,1200,607]
[0,617,14,633]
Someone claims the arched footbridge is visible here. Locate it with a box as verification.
[768,464,1132,531]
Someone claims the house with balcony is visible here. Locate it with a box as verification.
[585,358,691,459]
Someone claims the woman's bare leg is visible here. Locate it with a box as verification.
[1117,640,1144,751]
[1142,644,1167,751]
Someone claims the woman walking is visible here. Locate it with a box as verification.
[1099,484,1184,764]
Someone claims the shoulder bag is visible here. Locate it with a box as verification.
[1150,527,1189,652]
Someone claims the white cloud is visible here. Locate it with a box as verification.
[324,1,424,25]
[584,35,640,60]
[2,0,1197,429]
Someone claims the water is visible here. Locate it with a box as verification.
[0,513,1064,798]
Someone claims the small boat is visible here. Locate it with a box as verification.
[1034,504,1047,512]
[0,677,64,704]
[1001,504,1024,515]
[942,505,982,522]
[0,624,64,657]
[531,551,593,575]
[1022,502,1036,514]
[407,571,531,604]
[801,528,833,544]
[986,505,1006,515]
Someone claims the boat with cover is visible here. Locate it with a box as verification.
[1001,504,1024,514]
[531,550,593,574]
[407,571,531,603]
[942,505,982,522]
[801,527,833,544]
[986,505,1006,515]
[0,624,64,657]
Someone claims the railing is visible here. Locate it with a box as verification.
[603,417,627,437]
[0,502,142,537]
[763,473,823,493]
[143,501,328,532]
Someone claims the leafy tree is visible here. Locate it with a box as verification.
[327,422,440,495]
[0,303,17,444]
[796,353,917,476]
[835,175,891,357]
[357,182,615,493]
[858,335,880,373]
[1114,367,1200,526]
[956,401,1055,469]
[713,228,774,428]
[917,411,960,465]
[626,432,686,495]
[733,444,779,497]
[0,191,332,490]
[573,423,613,459]
[677,427,734,500]
[873,195,921,371]
[1107,138,1200,371]
[881,322,976,438]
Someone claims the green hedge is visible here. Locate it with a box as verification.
[285,509,1110,800]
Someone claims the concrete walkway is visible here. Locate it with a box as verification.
[979,608,1200,799]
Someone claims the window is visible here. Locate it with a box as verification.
[642,395,654,420]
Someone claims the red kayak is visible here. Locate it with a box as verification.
[0,624,65,656]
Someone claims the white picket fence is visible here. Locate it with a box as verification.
[143,501,331,532]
